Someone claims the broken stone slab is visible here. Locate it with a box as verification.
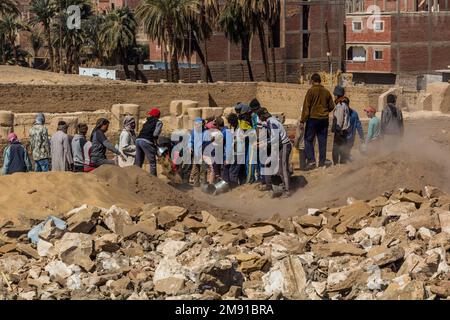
[267,233,308,260]
[424,186,444,199]
[382,202,417,217]
[295,215,323,228]
[368,196,389,208]
[154,277,185,295]
[417,227,436,240]
[94,234,120,253]
[66,206,102,234]
[0,243,16,254]
[326,269,360,292]
[335,201,372,233]
[180,217,206,231]
[122,219,158,238]
[37,239,56,257]
[311,243,366,257]
[0,253,28,273]
[154,206,188,228]
[245,225,277,238]
[380,278,425,300]
[262,255,307,299]
[45,260,73,279]
[103,205,134,235]
[16,243,40,260]
[397,207,440,230]
[156,239,188,258]
[429,280,450,298]
[367,245,405,267]
[400,192,426,205]
[169,100,183,116]
[437,210,450,234]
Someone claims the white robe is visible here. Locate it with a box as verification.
[50,131,73,171]
[118,129,136,167]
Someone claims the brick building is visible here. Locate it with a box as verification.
[346,0,450,85]
[149,0,347,83]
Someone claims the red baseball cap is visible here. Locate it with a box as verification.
[364,106,377,113]
[147,108,161,118]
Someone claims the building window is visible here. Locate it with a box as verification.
[374,50,383,60]
[374,21,384,32]
[352,21,363,32]
[347,46,366,62]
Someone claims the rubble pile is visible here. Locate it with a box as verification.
[0,186,449,300]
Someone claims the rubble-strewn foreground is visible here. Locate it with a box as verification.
[0,185,449,300]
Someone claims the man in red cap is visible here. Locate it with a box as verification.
[134,108,163,176]
[364,106,381,144]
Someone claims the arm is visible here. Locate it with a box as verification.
[120,132,136,153]
[103,139,121,155]
[300,90,311,123]
[2,147,10,175]
[23,146,33,172]
[153,121,163,138]
[366,119,374,143]
[327,92,336,113]
[355,114,364,142]
[63,136,73,165]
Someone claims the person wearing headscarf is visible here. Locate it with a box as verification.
[2,132,32,175]
[90,118,123,168]
[71,123,88,172]
[188,117,206,186]
[118,115,137,167]
[28,113,51,172]
[50,121,73,171]
[135,108,163,176]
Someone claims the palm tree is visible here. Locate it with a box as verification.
[136,0,198,82]
[0,14,29,64]
[0,0,19,17]
[219,0,254,81]
[30,0,57,71]
[239,0,272,82]
[266,0,280,82]
[83,14,106,66]
[99,6,137,80]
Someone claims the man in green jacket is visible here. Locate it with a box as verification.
[300,73,335,169]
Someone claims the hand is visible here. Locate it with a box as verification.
[119,153,127,162]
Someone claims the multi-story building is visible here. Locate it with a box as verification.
[346,0,450,85]
[149,0,347,83]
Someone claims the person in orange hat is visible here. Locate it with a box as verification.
[364,106,381,144]
[134,108,163,176]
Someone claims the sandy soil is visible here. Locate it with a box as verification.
[0,65,142,86]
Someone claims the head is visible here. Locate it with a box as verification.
[364,106,377,118]
[194,117,204,130]
[35,113,45,125]
[333,85,345,99]
[7,132,18,143]
[57,121,68,133]
[215,116,225,129]
[148,108,161,119]
[256,107,272,121]
[249,98,261,113]
[123,115,136,130]
[311,73,322,85]
[234,102,244,114]
[387,94,397,105]
[240,104,250,115]
[96,118,110,132]
[226,113,239,129]
[77,123,88,135]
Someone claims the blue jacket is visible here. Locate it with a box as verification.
[346,109,365,145]
[2,141,32,175]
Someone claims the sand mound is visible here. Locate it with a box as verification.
[0,165,236,224]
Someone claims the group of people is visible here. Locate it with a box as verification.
[300,73,404,170]
[174,99,293,197]
[1,108,164,176]
[1,73,405,199]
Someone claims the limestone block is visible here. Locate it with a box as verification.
[170,101,183,116]
[169,115,183,130]
[211,107,224,118]
[187,108,202,120]
[417,92,432,111]
[223,107,235,117]
[426,82,450,113]
[0,111,14,127]
[202,107,216,120]
[182,115,194,130]
[0,126,13,140]
[181,100,199,115]
[49,117,78,135]
[111,104,140,132]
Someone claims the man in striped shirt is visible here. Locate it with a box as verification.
[257,108,293,197]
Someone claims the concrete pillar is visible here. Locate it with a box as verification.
[110,104,141,134]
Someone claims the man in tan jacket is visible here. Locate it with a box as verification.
[300,73,335,169]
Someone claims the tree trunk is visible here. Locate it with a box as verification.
[163,47,169,82]
[267,20,277,82]
[166,25,179,82]
[242,37,254,81]
[45,24,54,71]
[256,19,270,82]
[121,47,131,79]
[192,36,213,83]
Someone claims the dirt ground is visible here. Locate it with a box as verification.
[185,116,450,221]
